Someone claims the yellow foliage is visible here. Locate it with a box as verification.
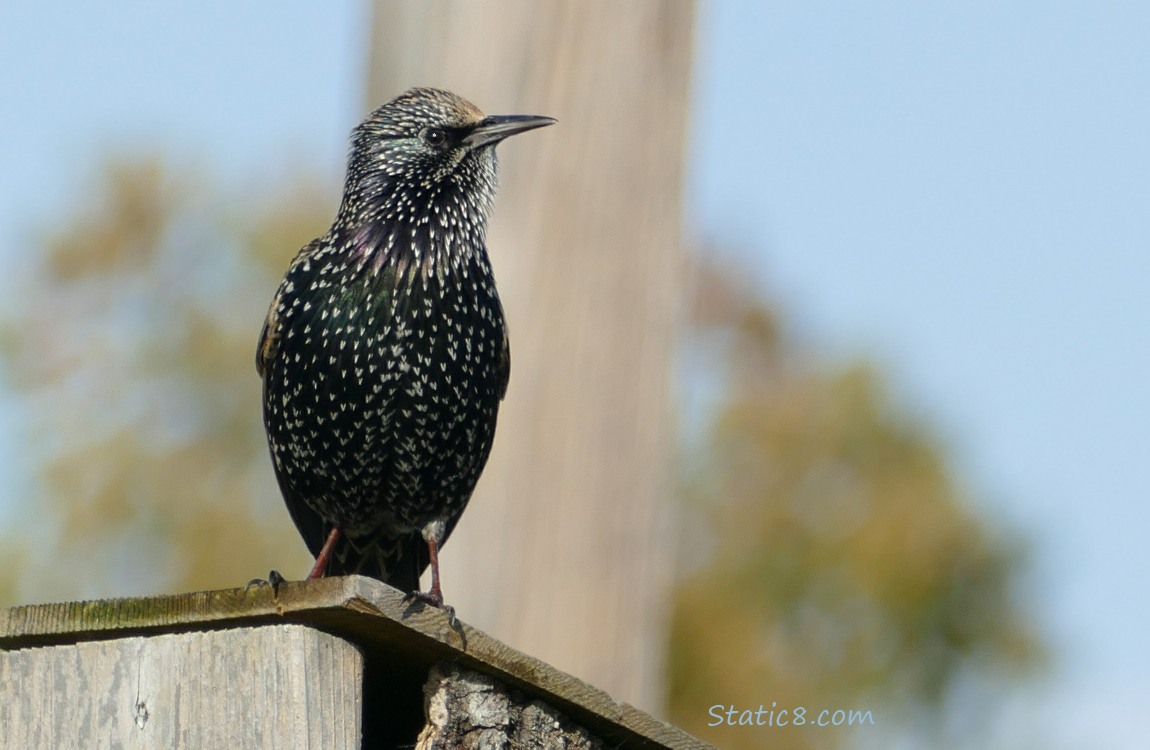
[0,157,334,604]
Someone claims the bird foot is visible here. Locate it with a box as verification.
[245,569,287,594]
[402,590,458,629]
[402,588,442,607]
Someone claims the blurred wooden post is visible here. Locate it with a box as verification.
[365,0,696,713]
[0,579,714,750]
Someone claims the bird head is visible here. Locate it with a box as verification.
[341,87,555,228]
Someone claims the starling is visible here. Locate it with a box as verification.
[257,88,554,608]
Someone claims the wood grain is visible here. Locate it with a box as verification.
[0,624,361,750]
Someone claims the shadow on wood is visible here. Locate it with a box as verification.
[0,576,712,749]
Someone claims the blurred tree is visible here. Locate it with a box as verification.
[0,157,329,604]
[668,262,1044,749]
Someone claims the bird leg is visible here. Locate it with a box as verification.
[308,526,342,579]
[424,534,445,606]
[402,520,458,626]
[403,535,445,607]
[402,534,458,630]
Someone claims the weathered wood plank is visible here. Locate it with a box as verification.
[0,624,362,750]
[0,577,711,750]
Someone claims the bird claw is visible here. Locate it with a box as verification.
[245,569,287,594]
[402,590,459,629]
[402,588,443,608]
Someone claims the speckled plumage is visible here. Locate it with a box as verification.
[257,88,554,603]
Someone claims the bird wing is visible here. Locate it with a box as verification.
[256,239,322,377]
[497,301,511,401]
[257,238,334,564]
[255,297,279,379]
[272,462,331,560]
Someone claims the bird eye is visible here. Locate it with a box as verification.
[424,128,449,147]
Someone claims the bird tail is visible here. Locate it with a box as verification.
[278,471,435,593]
[278,472,469,594]
[327,530,429,593]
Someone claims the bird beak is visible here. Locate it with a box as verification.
[463,114,557,149]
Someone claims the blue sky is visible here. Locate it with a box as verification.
[691,3,1149,746]
[2,2,1147,746]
